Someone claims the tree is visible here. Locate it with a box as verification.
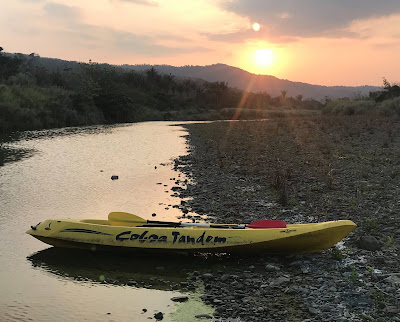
[295,94,303,102]
[160,73,175,94]
[373,77,400,102]
[145,67,161,90]
[383,77,391,90]
[0,50,23,81]
[182,79,196,98]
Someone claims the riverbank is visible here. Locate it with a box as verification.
[173,116,400,321]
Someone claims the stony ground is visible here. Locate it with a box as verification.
[171,116,400,321]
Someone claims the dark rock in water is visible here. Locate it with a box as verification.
[195,314,213,319]
[171,296,189,302]
[357,236,382,251]
[154,312,164,320]
[111,175,118,180]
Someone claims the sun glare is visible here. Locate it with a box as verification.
[252,23,260,31]
[255,49,273,66]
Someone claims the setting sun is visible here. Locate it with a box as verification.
[255,49,273,66]
[252,23,260,31]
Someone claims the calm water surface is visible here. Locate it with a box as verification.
[0,122,211,321]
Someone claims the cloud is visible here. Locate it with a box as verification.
[44,2,82,23]
[206,27,358,45]
[112,0,158,7]
[371,41,400,49]
[42,2,209,56]
[219,0,400,39]
[110,30,210,55]
[206,29,297,44]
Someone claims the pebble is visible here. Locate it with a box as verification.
[357,236,383,251]
[221,274,230,281]
[154,312,163,320]
[171,296,189,302]
[202,273,214,279]
[265,264,280,272]
[195,314,213,319]
[385,274,400,285]
[270,276,290,287]
[171,120,400,321]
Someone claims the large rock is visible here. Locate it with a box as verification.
[357,236,382,251]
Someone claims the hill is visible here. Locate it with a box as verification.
[121,63,380,100]
[10,53,380,100]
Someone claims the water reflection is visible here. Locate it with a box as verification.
[0,124,120,167]
[0,143,35,166]
[0,121,212,320]
[2,124,119,142]
[27,248,233,291]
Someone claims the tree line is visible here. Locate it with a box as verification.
[1,48,322,133]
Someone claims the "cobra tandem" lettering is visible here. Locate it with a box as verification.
[116,230,227,244]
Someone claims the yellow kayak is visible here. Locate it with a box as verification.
[26,212,356,254]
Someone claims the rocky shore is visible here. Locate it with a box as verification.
[172,116,399,321]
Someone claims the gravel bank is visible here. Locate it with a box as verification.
[172,116,400,321]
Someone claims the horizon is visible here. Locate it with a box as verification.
[2,1,400,87]
[0,51,385,89]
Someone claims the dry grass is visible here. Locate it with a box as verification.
[182,115,400,233]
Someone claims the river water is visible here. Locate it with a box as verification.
[0,122,213,321]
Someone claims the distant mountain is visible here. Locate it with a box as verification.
[8,51,380,100]
[121,63,381,100]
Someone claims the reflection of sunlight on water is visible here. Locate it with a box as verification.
[0,121,213,321]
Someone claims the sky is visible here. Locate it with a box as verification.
[1,0,400,86]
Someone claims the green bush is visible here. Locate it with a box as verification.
[377,97,400,116]
[322,98,375,115]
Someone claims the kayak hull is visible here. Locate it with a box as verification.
[27,219,356,254]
